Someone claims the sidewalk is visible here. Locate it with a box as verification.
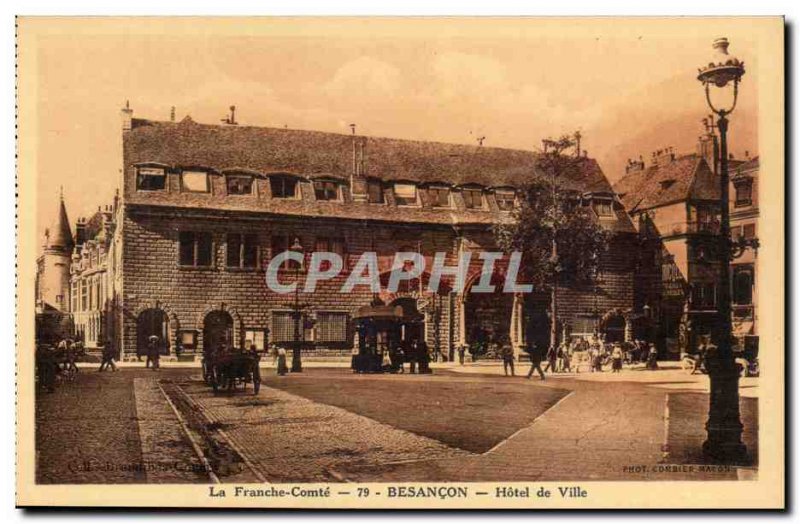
[446,360,760,399]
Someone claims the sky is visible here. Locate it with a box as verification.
[29,18,760,244]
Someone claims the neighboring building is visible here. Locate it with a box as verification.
[40,105,639,359]
[69,201,120,350]
[613,126,758,358]
[730,154,759,353]
[34,194,74,344]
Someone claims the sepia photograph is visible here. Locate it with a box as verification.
[15,16,784,509]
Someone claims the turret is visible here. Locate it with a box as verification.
[39,192,74,311]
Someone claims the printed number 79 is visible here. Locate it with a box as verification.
[357,488,370,497]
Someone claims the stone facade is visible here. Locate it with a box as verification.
[59,106,639,360]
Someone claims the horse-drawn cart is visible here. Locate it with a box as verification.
[202,350,261,394]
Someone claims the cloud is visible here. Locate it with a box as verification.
[322,56,402,98]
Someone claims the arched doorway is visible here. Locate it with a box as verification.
[203,310,234,353]
[602,312,626,343]
[137,308,170,355]
[464,271,514,355]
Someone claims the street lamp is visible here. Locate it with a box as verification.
[290,237,304,373]
[696,37,749,463]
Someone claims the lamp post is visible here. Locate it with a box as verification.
[696,37,755,463]
[290,237,304,373]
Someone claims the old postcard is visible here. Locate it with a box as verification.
[16,16,784,509]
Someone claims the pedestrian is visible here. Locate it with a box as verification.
[458,344,466,365]
[418,339,431,374]
[501,343,515,377]
[544,345,558,373]
[611,343,623,373]
[350,345,359,373]
[276,346,288,375]
[525,341,545,380]
[147,335,161,370]
[647,343,659,370]
[408,340,417,374]
[98,339,118,372]
[562,344,572,373]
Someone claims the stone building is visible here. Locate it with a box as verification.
[34,194,74,344]
[50,105,638,360]
[69,201,120,349]
[613,125,759,358]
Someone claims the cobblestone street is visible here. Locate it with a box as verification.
[35,363,758,484]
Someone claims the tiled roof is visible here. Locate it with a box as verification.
[735,155,759,173]
[123,117,632,231]
[127,117,612,192]
[613,154,718,213]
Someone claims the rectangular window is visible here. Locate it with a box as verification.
[182,171,210,193]
[733,266,754,306]
[314,180,340,201]
[272,311,299,343]
[244,329,267,351]
[179,231,213,267]
[696,206,717,232]
[367,180,384,204]
[394,183,418,206]
[593,200,614,217]
[429,187,451,208]
[71,282,77,312]
[226,175,254,195]
[271,235,302,270]
[136,167,166,191]
[226,233,258,269]
[734,180,753,207]
[462,189,484,209]
[743,223,756,239]
[495,190,516,211]
[81,281,88,311]
[314,237,346,271]
[692,283,717,310]
[315,312,349,344]
[179,330,198,350]
[270,176,298,199]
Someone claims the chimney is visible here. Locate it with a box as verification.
[75,217,87,246]
[697,116,719,175]
[652,147,675,167]
[625,155,645,175]
[350,125,368,202]
[574,131,582,157]
[170,106,176,122]
[121,100,133,133]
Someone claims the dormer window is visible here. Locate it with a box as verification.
[495,189,517,211]
[593,200,614,217]
[270,176,298,199]
[394,183,419,206]
[462,188,484,209]
[136,167,166,191]
[367,179,384,204]
[182,170,210,193]
[428,186,451,208]
[314,180,341,201]
[226,175,254,195]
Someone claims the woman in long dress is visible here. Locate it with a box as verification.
[276,346,288,376]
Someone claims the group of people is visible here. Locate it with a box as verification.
[497,336,661,379]
[351,339,433,374]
